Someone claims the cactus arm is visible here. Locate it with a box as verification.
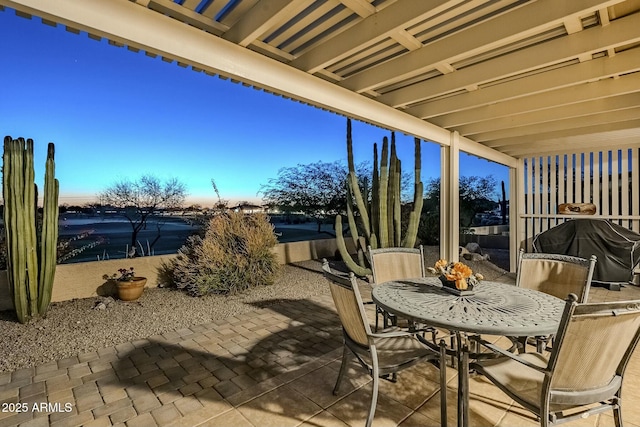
[369,233,378,249]
[394,158,402,246]
[403,138,424,248]
[346,119,355,173]
[378,137,389,247]
[371,143,379,247]
[348,171,371,239]
[346,119,371,240]
[345,187,359,248]
[2,138,14,291]
[356,247,367,270]
[24,139,39,317]
[335,215,371,276]
[2,137,13,290]
[414,137,422,184]
[5,138,29,322]
[3,138,25,321]
[387,134,397,246]
[38,143,59,315]
[403,182,423,248]
[14,139,29,321]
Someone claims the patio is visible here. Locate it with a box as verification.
[1,1,639,425]
[1,262,639,427]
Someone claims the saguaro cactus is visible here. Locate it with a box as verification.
[2,136,59,323]
[335,119,423,276]
[500,180,507,225]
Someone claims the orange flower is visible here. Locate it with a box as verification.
[432,260,480,290]
[435,259,448,269]
[452,262,472,278]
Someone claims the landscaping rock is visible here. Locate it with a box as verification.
[462,252,491,262]
[93,296,116,310]
[465,242,483,254]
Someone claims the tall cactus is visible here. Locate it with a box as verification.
[2,136,59,323]
[335,119,424,276]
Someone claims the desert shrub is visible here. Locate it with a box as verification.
[417,210,440,246]
[171,212,280,296]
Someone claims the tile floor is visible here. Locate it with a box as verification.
[1,278,640,427]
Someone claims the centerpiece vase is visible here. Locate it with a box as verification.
[439,276,475,296]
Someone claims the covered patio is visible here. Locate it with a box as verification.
[2,1,640,426]
[3,0,639,270]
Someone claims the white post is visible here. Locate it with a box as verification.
[440,131,460,262]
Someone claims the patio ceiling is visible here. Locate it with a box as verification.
[3,0,640,161]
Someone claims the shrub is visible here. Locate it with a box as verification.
[171,212,280,296]
[417,210,440,246]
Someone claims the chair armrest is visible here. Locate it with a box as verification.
[471,336,549,373]
[369,330,415,339]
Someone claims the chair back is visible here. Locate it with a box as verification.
[368,246,425,285]
[516,249,596,302]
[322,260,371,347]
[548,296,640,395]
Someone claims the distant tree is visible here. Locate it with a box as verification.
[458,175,499,227]
[419,175,499,244]
[424,175,498,228]
[260,161,354,233]
[98,175,187,256]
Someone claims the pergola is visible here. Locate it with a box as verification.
[3,0,640,270]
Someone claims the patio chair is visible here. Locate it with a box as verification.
[470,294,640,427]
[515,249,597,352]
[321,259,447,427]
[368,245,425,330]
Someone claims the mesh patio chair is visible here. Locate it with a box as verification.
[515,249,597,352]
[322,259,447,427]
[516,249,597,303]
[470,294,640,427]
[368,246,425,330]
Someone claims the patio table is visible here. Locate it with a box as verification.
[371,277,565,427]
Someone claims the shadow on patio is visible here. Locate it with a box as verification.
[100,300,378,426]
[3,279,640,427]
[102,294,452,427]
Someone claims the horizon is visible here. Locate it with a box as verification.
[1,8,509,209]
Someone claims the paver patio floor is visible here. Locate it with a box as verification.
[1,278,640,427]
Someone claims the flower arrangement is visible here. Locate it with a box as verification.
[103,267,137,282]
[427,260,484,290]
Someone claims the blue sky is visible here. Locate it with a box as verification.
[1,7,508,207]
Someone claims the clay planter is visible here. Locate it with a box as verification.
[115,277,147,301]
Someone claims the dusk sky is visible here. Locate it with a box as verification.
[1,7,508,207]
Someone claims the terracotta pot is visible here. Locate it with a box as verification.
[115,277,147,301]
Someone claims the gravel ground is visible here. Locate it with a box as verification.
[0,248,512,373]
